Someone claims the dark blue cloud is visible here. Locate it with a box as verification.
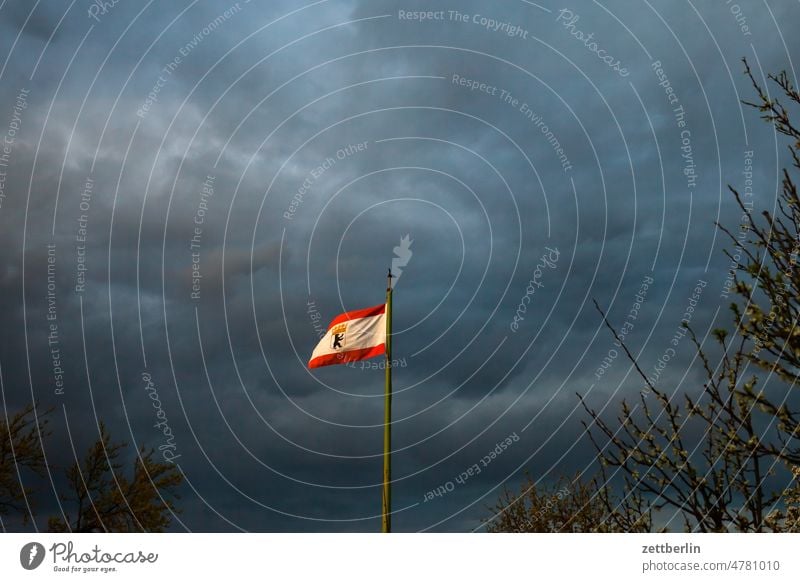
[0,0,798,531]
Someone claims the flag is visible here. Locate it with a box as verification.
[308,303,386,368]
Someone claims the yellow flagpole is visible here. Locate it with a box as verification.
[381,269,393,533]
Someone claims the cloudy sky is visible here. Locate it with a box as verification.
[0,0,798,532]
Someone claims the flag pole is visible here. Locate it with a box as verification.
[382,269,393,533]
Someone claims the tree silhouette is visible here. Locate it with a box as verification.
[580,61,800,532]
[48,421,182,532]
[580,312,781,531]
[488,60,800,532]
[0,402,49,523]
[484,472,651,532]
[718,60,800,466]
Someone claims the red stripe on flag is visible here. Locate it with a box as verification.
[326,303,385,330]
[308,344,386,369]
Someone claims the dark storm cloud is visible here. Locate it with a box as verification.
[0,0,798,532]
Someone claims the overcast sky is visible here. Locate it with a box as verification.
[1,0,798,532]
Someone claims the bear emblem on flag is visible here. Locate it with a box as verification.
[330,323,347,350]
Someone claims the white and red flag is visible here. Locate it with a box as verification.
[308,304,387,368]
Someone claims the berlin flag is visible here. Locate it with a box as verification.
[308,304,387,368]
